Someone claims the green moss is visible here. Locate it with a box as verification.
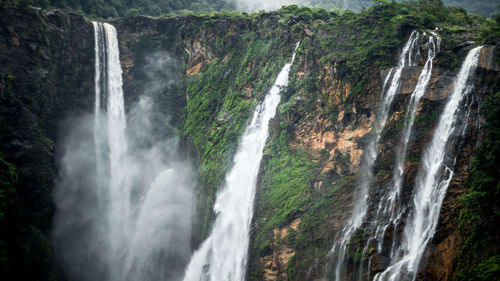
[180,21,295,238]
[260,149,317,228]
[252,121,318,255]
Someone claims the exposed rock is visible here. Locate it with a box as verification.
[184,38,214,73]
[261,219,301,281]
[478,46,499,72]
[187,61,203,75]
[370,254,391,274]
[400,66,422,95]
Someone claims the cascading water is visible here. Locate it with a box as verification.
[182,42,299,281]
[374,46,483,281]
[94,22,131,279]
[54,22,193,281]
[327,31,420,281]
[366,34,440,260]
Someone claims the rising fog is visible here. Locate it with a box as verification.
[231,0,359,11]
[233,0,302,11]
[53,52,194,281]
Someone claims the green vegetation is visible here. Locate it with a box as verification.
[456,89,500,281]
[271,1,486,84]
[178,18,295,238]
[455,6,500,279]
[3,0,232,18]
[253,122,318,252]
[480,5,500,49]
[2,0,497,20]
[443,0,499,17]
[302,1,498,17]
[0,70,58,280]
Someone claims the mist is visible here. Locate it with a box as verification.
[231,0,368,12]
[53,51,193,281]
[233,0,302,11]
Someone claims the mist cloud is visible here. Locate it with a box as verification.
[53,52,193,281]
[231,0,364,12]
[233,0,302,11]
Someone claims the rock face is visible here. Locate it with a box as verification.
[478,46,499,72]
[261,219,301,281]
[0,6,498,281]
[0,6,93,281]
[249,35,498,281]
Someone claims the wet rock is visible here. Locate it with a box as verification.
[400,66,422,95]
[478,46,499,72]
[370,254,391,274]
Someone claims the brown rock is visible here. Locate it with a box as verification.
[370,254,391,274]
[478,46,499,72]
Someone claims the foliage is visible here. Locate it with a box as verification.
[251,122,319,273]
[124,8,138,18]
[179,19,294,238]
[480,9,500,53]
[5,0,232,18]
[456,88,500,280]
[3,0,497,19]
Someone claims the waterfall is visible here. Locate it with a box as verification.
[92,22,131,279]
[182,42,300,281]
[54,22,193,281]
[368,34,440,259]
[374,46,483,281]
[94,22,131,279]
[327,31,420,281]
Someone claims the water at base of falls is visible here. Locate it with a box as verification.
[182,42,300,281]
[54,22,193,281]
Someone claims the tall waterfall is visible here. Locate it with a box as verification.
[364,34,440,263]
[54,22,193,281]
[182,42,299,281]
[374,46,483,281]
[327,31,420,281]
[93,22,131,279]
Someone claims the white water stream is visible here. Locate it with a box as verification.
[328,31,420,281]
[368,34,440,260]
[374,46,483,281]
[182,42,299,281]
[55,22,193,281]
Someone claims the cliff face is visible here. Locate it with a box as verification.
[115,13,298,245]
[246,38,499,281]
[0,6,94,280]
[0,3,498,281]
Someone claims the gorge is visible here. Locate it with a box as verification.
[0,1,499,281]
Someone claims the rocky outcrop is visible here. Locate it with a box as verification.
[260,219,301,281]
[478,46,499,72]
